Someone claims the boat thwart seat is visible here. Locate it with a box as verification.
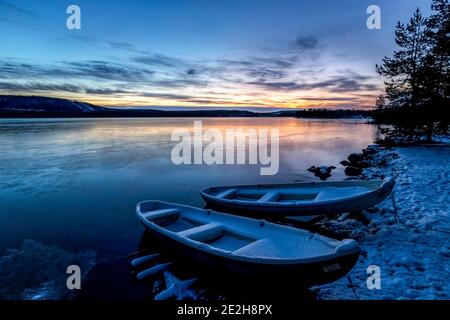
[143,208,179,220]
[257,191,279,203]
[177,222,222,241]
[215,189,236,199]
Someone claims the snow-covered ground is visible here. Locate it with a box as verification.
[318,146,450,300]
[434,135,450,144]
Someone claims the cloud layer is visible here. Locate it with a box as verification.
[0,0,382,108]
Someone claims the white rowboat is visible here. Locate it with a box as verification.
[200,178,395,217]
[136,200,360,286]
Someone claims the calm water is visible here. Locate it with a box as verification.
[0,117,379,299]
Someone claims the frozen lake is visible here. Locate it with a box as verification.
[0,117,379,299]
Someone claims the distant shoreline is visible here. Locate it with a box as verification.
[0,95,374,119]
[0,113,373,119]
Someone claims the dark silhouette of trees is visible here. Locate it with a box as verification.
[375,0,449,144]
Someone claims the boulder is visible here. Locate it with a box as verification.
[351,161,371,168]
[345,166,362,176]
[340,160,351,166]
[307,165,336,180]
[360,161,371,168]
[316,171,331,181]
[320,165,336,173]
[362,148,377,156]
[348,152,363,163]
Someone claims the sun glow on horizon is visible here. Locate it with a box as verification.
[2,89,379,109]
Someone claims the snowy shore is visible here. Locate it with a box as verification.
[317,146,450,300]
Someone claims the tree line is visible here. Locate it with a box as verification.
[374,0,449,144]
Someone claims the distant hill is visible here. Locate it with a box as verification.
[0,95,264,117]
[0,95,374,119]
[0,95,110,114]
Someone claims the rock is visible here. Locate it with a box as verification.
[307,165,336,180]
[345,166,362,176]
[316,166,334,180]
[319,165,336,173]
[349,210,371,225]
[340,160,351,166]
[316,171,331,181]
[355,161,371,168]
[362,148,377,156]
[348,161,369,168]
[363,145,380,156]
[366,207,379,213]
[348,152,363,163]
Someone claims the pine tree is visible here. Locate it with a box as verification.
[425,0,450,140]
[376,3,450,143]
[376,8,431,142]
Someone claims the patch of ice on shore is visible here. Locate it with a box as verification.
[157,271,198,300]
[318,146,450,300]
[0,239,96,300]
[432,135,450,144]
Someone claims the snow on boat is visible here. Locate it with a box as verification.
[136,200,360,286]
[200,178,395,217]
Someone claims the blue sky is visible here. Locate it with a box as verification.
[0,0,432,108]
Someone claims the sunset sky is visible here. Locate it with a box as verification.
[0,0,431,109]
